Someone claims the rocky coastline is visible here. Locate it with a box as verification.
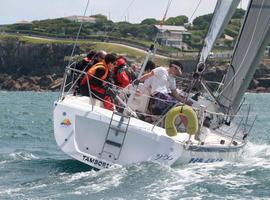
[0,39,270,92]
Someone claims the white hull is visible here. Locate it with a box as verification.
[53,95,245,170]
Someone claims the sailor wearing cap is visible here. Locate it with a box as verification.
[138,60,186,115]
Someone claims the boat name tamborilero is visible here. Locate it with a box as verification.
[188,157,223,163]
[82,155,111,168]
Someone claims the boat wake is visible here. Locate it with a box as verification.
[1,145,269,200]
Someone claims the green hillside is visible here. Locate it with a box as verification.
[1,9,246,51]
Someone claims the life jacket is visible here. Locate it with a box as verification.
[114,65,131,88]
[75,57,92,72]
[80,61,114,111]
[80,61,109,93]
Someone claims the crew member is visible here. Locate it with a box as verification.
[75,50,96,72]
[80,53,117,110]
[139,60,186,115]
[113,57,131,88]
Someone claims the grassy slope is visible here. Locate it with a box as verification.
[0,33,170,66]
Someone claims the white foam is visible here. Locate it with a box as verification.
[239,142,270,168]
[9,151,39,160]
[0,187,22,196]
[60,171,94,183]
[73,166,128,193]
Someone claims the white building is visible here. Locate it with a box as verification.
[15,20,32,24]
[155,25,191,50]
[64,16,96,23]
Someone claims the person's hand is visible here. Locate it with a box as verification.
[106,87,116,98]
[186,100,193,106]
[133,79,140,86]
[135,90,141,96]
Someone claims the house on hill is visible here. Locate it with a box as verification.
[15,20,32,24]
[154,25,191,50]
[64,16,96,23]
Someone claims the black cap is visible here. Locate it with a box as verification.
[169,60,183,75]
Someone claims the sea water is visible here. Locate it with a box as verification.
[0,91,269,200]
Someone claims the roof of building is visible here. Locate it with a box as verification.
[154,25,187,32]
[64,15,96,22]
[15,20,32,24]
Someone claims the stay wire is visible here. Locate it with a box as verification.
[219,0,267,97]
[152,0,173,56]
[189,0,202,23]
[104,0,136,41]
[68,0,90,66]
[186,0,220,103]
[160,0,173,26]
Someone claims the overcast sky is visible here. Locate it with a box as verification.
[1,0,249,25]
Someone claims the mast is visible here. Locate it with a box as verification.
[124,45,154,116]
[199,0,241,63]
[218,0,270,114]
[191,0,241,108]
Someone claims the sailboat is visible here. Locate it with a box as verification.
[53,0,270,170]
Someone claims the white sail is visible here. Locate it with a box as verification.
[199,0,241,63]
[218,0,270,114]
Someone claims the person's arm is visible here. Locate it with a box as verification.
[139,70,154,81]
[171,89,193,105]
[171,89,185,102]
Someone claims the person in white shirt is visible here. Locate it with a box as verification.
[139,60,185,115]
[140,60,156,94]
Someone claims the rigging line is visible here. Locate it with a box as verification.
[185,1,215,99]
[189,0,202,23]
[194,1,214,66]
[190,1,244,105]
[160,0,173,26]
[152,0,173,54]
[119,0,136,22]
[125,0,173,94]
[103,0,136,40]
[73,66,181,104]
[219,0,266,97]
[68,0,90,66]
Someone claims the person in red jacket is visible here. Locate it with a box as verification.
[113,57,131,88]
[73,50,96,95]
[80,53,117,110]
[75,50,96,72]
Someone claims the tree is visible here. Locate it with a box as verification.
[165,15,188,26]
[232,8,245,19]
[192,13,213,30]
[91,14,108,22]
[141,18,158,25]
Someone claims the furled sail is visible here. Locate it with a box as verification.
[199,0,241,63]
[218,0,270,114]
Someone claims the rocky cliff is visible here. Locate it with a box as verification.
[0,37,79,91]
[0,38,270,92]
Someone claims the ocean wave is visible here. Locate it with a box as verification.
[0,151,39,164]
[60,165,127,194]
[243,142,270,158]
[9,151,40,161]
[0,187,23,197]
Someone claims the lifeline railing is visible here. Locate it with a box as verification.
[58,63,154,115]
[58,63,257,145]
[58,62,95,110]
[197,104,257,145]
[150,95,256,146]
